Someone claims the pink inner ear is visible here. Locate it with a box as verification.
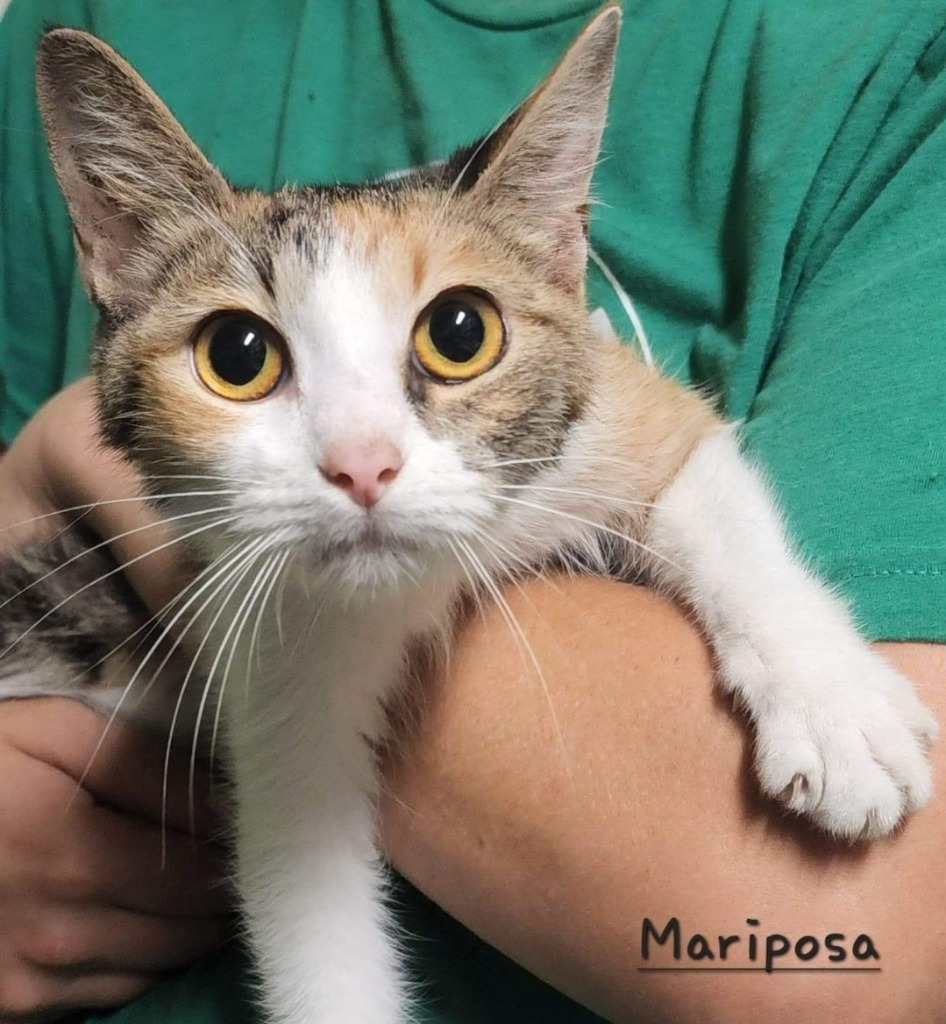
[72,184,141,281]
[37,29,232,311]
[70,195,142,304]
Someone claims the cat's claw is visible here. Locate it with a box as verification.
[780,772,818,810]
[748,653,938,840]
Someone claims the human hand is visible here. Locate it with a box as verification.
[0,384,230,1020]
[0,698,231,1022]
[0,378,187,613]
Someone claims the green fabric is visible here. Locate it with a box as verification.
[3,0,946,1020]
[67,877,604,1024]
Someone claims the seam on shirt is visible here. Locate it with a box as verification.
[838,567,946,580]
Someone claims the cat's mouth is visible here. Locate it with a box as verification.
[309,524,424,564]
[296,527,434,589]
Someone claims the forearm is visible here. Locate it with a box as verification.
[381,576,946,1024]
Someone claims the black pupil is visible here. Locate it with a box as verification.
[209,320,268,386]
[428,300,484,363]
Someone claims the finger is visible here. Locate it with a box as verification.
[0,395,79,546]
[1,698,224,838]
[0,709,232,918]
[0,967,163,1023]
[70,803,232,918]
[0,735,226,917]
[19,906,229,974]
[41,380,192,614]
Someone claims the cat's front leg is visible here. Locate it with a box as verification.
[642,426,937,839]
[231,746,404,1024]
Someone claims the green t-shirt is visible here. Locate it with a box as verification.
[2,1,946,1022]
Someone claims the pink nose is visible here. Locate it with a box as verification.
[320,440,404,509]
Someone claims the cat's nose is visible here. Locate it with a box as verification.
[320,440,404,509]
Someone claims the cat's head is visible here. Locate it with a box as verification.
[36,7,623,593]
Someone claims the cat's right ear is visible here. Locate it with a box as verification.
[465,5,620,292]
[36,29,231,310]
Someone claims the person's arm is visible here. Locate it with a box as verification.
[381,578,946,1024]
[9,381,946,1024]
[379,32,946,1015]
[0,389,232,1022]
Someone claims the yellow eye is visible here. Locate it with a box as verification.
[412,289,506,382]
[192,313,287,401]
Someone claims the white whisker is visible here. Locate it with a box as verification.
[454,536,572,785]
[163,536,279,840]
[0,490,240,538]
[0,509,238,658]
[446,537,488,623]
[496,482,661,514]
[489,493,682,574]
[211,542,292,767]
[248,548,292,676]
[486,453,646,472]
[68,532,256,816]
[192,537,292,806]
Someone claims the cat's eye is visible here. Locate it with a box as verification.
[412,289,506,382]
[192,313,287,401]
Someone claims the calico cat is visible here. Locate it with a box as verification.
[0,6,937,1023]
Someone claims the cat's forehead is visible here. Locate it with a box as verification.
[262,187,501,302]
[241,188,514,355]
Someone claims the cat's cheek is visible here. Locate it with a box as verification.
[134,353,249,465]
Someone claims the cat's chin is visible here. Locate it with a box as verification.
[300,535,438,594]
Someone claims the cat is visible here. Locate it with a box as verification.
[0,6,937,1023]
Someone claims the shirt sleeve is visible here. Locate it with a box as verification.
[741,15,946,642]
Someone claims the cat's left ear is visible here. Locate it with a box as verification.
[469,4,620,290]
[36,29,232,311]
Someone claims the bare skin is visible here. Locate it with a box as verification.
[2,380,945,1023]
[0,700,230,1023]
[0,385,228,1022]
[382,580,946,1024]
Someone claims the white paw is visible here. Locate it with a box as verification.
[745,651,938,840]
